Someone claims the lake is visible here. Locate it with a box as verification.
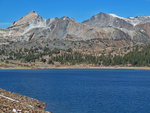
[0,69,150,113]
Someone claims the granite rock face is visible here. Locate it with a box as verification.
[83,12,150,28]
[136,22,150,38]
[83,12,134,30]
[12,11,40,26]
[83,12,150,42]
[0,11,150,50]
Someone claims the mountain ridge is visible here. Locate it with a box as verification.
[1,11,150,68]
[0,11,150,53]
[83,12,150,26]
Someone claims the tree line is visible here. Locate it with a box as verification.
[1,44,150,67]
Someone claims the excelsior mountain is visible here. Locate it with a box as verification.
[1,11,150,53]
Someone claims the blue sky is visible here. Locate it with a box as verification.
[0,0,150,28]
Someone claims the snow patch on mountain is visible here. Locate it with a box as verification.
[108,13,142,26]
[108,13,123,19]
[23,19,47,34]
[108,13,150,26]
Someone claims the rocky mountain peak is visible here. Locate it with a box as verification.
[83,12,134,30]
[60,16,76,22]
[12,11,41,26]
[1,11,150,48]
[83,12,122,23]
[97,12,121,18]
[83,12,150,28]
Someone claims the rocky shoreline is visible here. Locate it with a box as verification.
[0,88,51,113]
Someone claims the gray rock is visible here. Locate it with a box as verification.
[0,11,150,50]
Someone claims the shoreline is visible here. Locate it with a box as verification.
[0,62,150,70]
[0,88,50,113]
[0,65,150,70]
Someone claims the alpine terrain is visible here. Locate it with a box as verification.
[1,11,150,68]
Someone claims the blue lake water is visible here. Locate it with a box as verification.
[0,69,150,113]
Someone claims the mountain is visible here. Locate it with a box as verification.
[83,12,134,30]
[83,12,150,28]
[3,12,131,41]
[0,11,150,54]
[12,11,40,26]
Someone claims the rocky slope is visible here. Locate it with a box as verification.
[83,12,134,29]
[83,12,150,41]
[83,12,150,28]
[136,22,150,37]
[0,88,50,113]
[0,11,150,53]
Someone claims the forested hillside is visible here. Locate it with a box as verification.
[1,44,150,67]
